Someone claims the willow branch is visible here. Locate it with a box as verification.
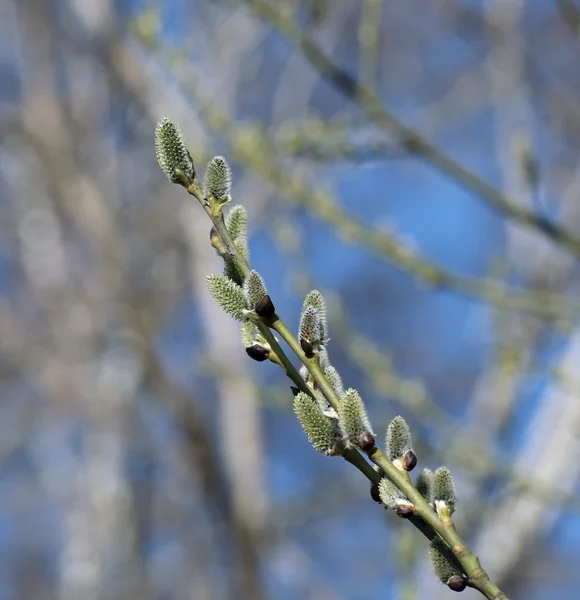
[184,181,508,597]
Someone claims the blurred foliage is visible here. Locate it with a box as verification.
[2,1,580,599]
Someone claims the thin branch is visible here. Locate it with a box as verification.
[244,0,580,257]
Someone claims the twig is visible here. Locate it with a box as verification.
[245,0,580,257]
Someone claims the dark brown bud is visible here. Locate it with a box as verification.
[290,386,300,397]
[396,504,415,519]
[447,576,467,592]
[255,294,275,319]
[358,431,376,452]
[300,338,315,359]
[370,484,381,503]
[402,450,417,472]
[245,345,270,362]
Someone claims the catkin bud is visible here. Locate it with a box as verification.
[206,273,248,321]
[224,205,247,242]
[301,290,328,341]
[429,538,465,588]
[378,477,411,511]
[299,306,321,353]
[293,391,340,455]
[338,388,374,448]
[324,365,344,398]
[385,416,413,468]
[155,117,195,184]
[415,468,433,502]
[204,155,232,201]
[243,270,268,310]
[432,466,456,517]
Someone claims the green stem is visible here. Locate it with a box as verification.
[187,181,251,278]
[257,323,310,396]
[269,319,344,413]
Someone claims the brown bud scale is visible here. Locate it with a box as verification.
[245,345,270,362]
[396,504,415,519]
[447,576,467,592]
[402,450,417,472]
[255,294,275,318]
[358,431,376,452]
[300,338,315,358]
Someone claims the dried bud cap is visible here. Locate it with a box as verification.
[290,386,300,397]
[155,117,195,184]
[338,388,374,448]
[358,431,375,452]
[447,576,467,592]
[255,294,275,319]
[293,391,340,455]
[243,270,268,310]
[370,484,381,503]
[300,338,315,358]
[402,449,417,472]
[204,155,232,201]
[245,345,270,362]
[206,273,248,321]
[385,416,413,466]
[396,504,415,519]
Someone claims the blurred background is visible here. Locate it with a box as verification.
[1,0,580,599]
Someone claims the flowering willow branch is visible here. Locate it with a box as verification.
[154,116,509,600]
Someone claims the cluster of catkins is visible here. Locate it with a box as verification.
[155,116,466,593]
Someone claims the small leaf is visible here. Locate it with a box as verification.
[243,270,267,309]
[432,466,456,515]
[385,416,413,464]
[429,538,464,585]
[338,388,373,447]
[204,155,232,201]
[416,468,433,502]
[293,392,340,455]
[155,117,195,184]
[206,273,248,321]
